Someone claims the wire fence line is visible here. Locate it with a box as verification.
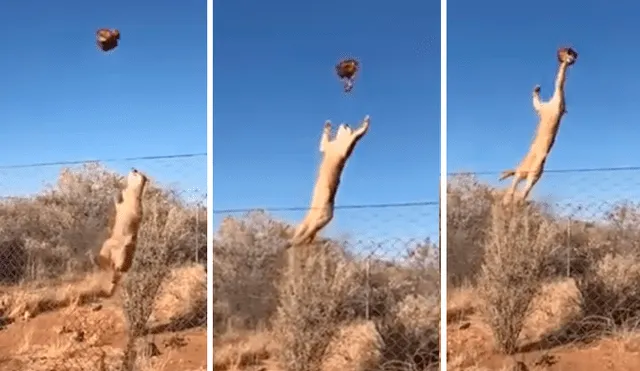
[212,200,438,214]
[449,166,640,218]
[447,164,640,176]
[446,166,640,367]
[0,152,207,170]
[0,155,206,371]
[213,201,440,370]
[213,200,440,258]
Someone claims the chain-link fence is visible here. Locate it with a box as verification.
[212,201,439,371]
[446,167,640,370]
[0,154,207,371]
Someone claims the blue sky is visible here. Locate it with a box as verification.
[0,0,206,197]
[213,0,440,246]
[448,1,640,217]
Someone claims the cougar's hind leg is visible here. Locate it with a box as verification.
[103,269,122,297]
[503,174,522,205]
[290,220,309,247]
[520,161,545,203]
[299,206,334,245]
[312,206,334,237]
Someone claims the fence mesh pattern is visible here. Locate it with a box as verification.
[446,168,640,370]
[213,201,440,371]
[0,155,207,371]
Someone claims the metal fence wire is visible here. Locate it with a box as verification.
[212,201,440,371]
[446,167,640,369]
[0,154,207,371]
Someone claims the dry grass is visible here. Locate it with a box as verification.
[213,331,275,370]
[0,163,207,370]
[447,174,640,370]
[213,210,440,371]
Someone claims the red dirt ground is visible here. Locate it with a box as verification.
[448,281,640,371]
[0,266,207,371]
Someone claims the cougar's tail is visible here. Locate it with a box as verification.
[499,169,516,181]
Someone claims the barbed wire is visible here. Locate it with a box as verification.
[0,152,206,169]
[213,200,438,214]
[448,164,640,176]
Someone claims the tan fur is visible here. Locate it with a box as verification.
[94,168,148,296]
[500,47,578,204]
[290,115,370,246]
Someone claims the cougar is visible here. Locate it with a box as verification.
[95,168,148,296]
[289,115,370,246]
[500,47,578,204]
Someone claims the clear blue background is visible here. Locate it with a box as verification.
[213,0,440,246]
[0,0,206,197]
[448,1,640,217]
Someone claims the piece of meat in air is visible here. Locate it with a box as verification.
[97,28,120,52]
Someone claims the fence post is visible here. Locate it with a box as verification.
[566,217,572,277]
[195,200,200,263]
[365,254,371,321]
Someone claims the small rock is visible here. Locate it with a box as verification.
[163,335,188,349]
[72,330,85,342]
[142,341,161,358]
[534,354,557,367]
[513,361,528,371]
[459,322,471,330]
[92,304,103,312]
[56,326,72,334]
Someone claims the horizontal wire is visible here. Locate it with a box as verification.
[448,165,640,176]
[213,200,438,214]
[0,152,206,170]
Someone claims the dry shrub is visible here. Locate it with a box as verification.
[213,330,275,371]
[0,164,119,282]
[321,320,383,371]
[522,278,581,342]
[272,247,364,371]
[121,194,204,370]
[478,202,558,354]
[602,202,640,255]
[377,294,439,371]
[153,264,207,329]
[213,211,289,333]
[271,246,439,371]
[0,163,205,285]
[576,253,640,328]
[448,176,640,356]
[447,174,495,286]
[213,211,439,370]
[567,204,640,334]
